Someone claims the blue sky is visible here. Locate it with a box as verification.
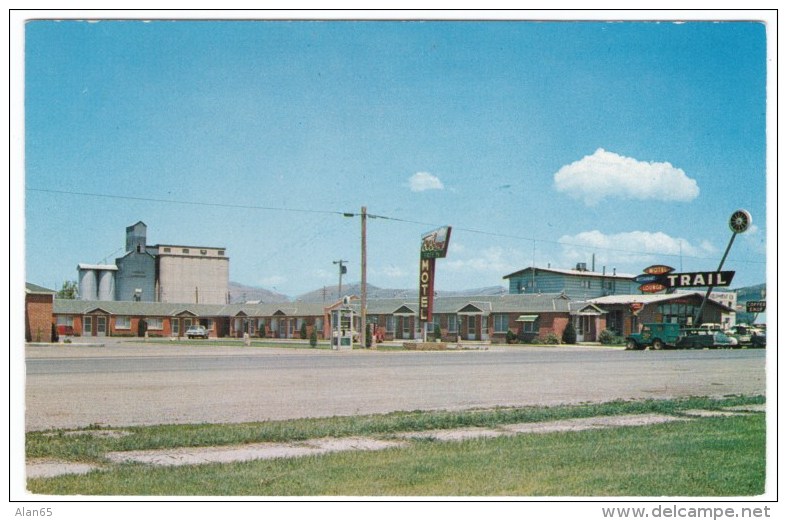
[21,17,770,297]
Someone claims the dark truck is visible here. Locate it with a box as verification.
[625,323,737,350]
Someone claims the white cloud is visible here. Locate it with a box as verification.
[558,230,713,268]
[258,275,287,287]
[444,246,524,275]
[379,265,407,278]
[553,148,700,205]
[408,171,444,192]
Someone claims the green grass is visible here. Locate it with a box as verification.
[26,395,763,463]
[28,413,764,496]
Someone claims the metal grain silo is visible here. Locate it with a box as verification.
[78,265,98,301]
[98,269,116,301]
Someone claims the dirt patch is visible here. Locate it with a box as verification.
[401,414,686,440]
[43,429,133,439]
[105,437,407,467]
[27,460,101,479]
[724,404,766,413]
[682,409,748,417]
[401,427,505,441]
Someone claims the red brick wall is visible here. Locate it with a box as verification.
[26,294,54,342]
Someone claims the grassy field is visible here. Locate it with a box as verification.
[26,395,765,496]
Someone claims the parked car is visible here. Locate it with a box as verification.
[725,324,765,347]
[676,329,738,349]
[185,325,209,339]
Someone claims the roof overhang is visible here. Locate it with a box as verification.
[457,304,487,315]
[393,305,417,316]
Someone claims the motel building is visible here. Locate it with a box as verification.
[48,290,733,344]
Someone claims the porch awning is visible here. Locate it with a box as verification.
[515,314,539,322]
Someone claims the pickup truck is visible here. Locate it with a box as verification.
[625,323,681,350]
[625,323,737,350]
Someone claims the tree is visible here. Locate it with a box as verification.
[309,329,318,348]
[433,323,442,341]
[562,321,577,344]
[300,322,308,340]
[57,280,78,300]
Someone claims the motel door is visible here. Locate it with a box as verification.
[96,316,107,337]
[467,315,478,341]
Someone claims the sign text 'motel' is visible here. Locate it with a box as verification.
[419,226,452,323]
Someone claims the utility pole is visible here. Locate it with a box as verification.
[360,206,368,348]
[333,260,348,300]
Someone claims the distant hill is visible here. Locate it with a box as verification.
[293,283,508,303]
[228,281,290,304]
[734,283,766,302]
[228,280,508,304]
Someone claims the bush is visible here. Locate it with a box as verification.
[599,329,625,345]
[562,322,577,344]
[309,329,318,348]
[258,324,266,338]
[300,322,308,340]
[533,333,560,345]
[365,323,372,348]
[505,329,518,344]
[433,324,442,341]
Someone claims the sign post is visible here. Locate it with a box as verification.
[693,209,751,326]
[419,226,451,342]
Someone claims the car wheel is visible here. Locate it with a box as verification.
[652,339,664,350]
[625,340,638,351]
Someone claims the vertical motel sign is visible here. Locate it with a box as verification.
[419,226,452,323]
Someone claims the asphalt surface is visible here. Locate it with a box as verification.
[23,341,766,431]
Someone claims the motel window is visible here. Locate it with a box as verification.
[581,279,591,289]
[447,315,457,333]
[494,315,509,333]
[200,249,207,255]
[182,248,189,254]
[115,316,131,330]
[386,315,397,332]
[218,250,225,256]
[56,315,74,326]
[172,320,179,335]
[314,317,323,332]
[520,320,538,333]
[83,316,92,334]
[163,247,171,253]
[147,318,163,330]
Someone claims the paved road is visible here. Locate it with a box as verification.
[24,342,766,431]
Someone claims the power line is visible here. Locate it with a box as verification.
[27,187,765,266]
[27,187,347,217]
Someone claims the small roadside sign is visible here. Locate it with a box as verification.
[746,301,766,313]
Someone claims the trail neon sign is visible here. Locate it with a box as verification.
[636,264,735,293]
